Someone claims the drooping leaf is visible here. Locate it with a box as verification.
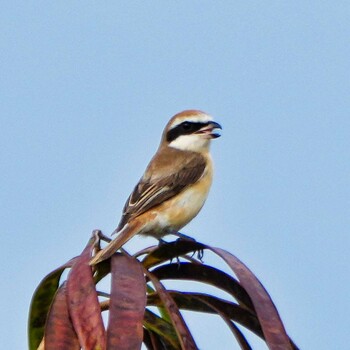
[143,241,298,349]
[99,301,179,348]
[28,257,77,350]
[145,269,198,350]
[66,235,106,350]
[207,246,297,350]
[94,258,111,284]
[176,292,252,350]
[107,253,146,349]
[44,283,80,350]
[151,262,254,311]
[226,322,253,350]
[144,327,180,350]
[143,329,160,350]
[148,291,263,339]
[144,309,180,349]
[146,284,171,324]
[31,233,299,350]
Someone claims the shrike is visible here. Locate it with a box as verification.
[90,110,221,265]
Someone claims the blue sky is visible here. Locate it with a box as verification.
[1,2,349,349]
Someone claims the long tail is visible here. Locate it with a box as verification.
[89,220,144,265]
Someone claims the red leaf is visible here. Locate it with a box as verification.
[150,262,254,311]
[66,236,106,350]
[145,270,198,350]
[208,247,294,350]
[44,283,80,350]
[107,254,146,349]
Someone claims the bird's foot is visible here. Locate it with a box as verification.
[97,231,112,243]
[170,231,204,262]
[194,248,204,262]
[170,255,182,267]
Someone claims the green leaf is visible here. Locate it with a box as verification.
[144,309,180,349]
[28,257,77,350]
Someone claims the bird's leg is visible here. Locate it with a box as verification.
[169,255,181,267]
[196,249,204,262]
[170,230,204,263]
[187,246,204,262]
[91,230,111,257]
[157,237,181,265]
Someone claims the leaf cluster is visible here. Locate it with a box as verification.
[28,231,298,350]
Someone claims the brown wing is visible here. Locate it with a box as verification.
[116,151,206,231]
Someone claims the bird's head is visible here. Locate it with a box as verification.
[161,110,222,152]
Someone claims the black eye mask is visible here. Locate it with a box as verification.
[166,122,210,143]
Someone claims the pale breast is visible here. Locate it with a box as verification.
[151,155,213,235]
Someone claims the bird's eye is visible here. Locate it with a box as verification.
[182,122,192,130]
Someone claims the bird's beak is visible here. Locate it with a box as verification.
[195,121,222,139]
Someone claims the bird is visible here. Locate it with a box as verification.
[90,110,222,265]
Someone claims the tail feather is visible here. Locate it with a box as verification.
[89,221,144,265]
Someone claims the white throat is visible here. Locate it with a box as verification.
[168,134,211,152]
